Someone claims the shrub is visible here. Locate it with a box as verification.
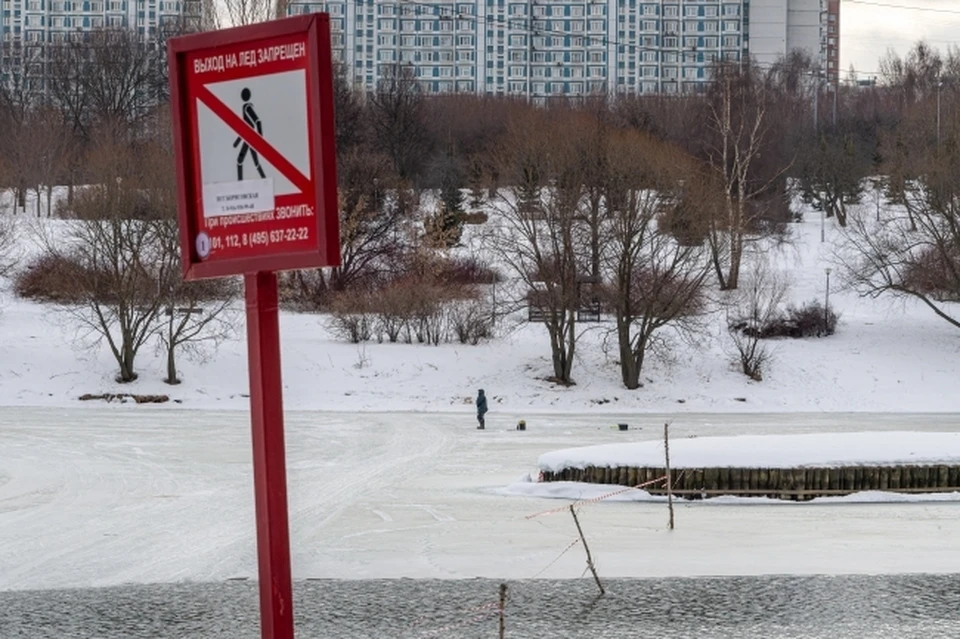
[327,291,374,343]
[448,298,493,345]
[374,280,421,343]
[14,253,96,303]
[902,245,960,302]
[728,327,770,381]
[783,299,839,337]
[434,256,500,287]
[407,283,448,345]
[658,197,710,247]
[737,299,839,339]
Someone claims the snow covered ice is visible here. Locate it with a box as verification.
[536,431,960,471]
[3,408,960,591]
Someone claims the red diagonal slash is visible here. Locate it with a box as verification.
[195,83,312,195]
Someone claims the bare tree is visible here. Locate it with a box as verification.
[0,214,15,276]
[726,257,789,381]
[331,149,407,291]
[0,40,46,117]
[146,109,239,384]
[839,101,960,329]
[332,62,366,158]
[704,61,789,290]
[39,122,176,382]
[287,151,413,306]
[490,111,583,384]
[576,102,611,284]
[369,64,431,187]
[602,131,711,389]
[47,36,91,137]
[48,29,165,136]
[797,131,869,227]
[20,106,73,217]
[2,113,35,214]
[156,229,239,384]
[221,0,277,26]
[880,41,943,108]
[0,41,47,212]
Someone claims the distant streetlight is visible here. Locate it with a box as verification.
[824,267,832,335]
[821,205,825,243]
[813,71,820,130]
[937,77,943,147]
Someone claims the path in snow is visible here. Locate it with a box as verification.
[2,408,960,590]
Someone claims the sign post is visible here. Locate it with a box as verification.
[168,15,339,639]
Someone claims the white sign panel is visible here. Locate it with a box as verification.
[197,69,310,198]
[202,178,275,217]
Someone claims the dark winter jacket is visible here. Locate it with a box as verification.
[476,390,488,416]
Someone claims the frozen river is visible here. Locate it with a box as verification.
[2,408,960,593]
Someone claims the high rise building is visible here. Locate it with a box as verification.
[287,0,838,99]
[0,0,202,95]
[825,0,839,85]
[0,0,200,43]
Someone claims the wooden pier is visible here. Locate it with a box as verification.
[539,464,960,501]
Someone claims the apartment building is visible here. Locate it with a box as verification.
[0,0,200,42]
[0,0,201,92]
[288,0,837,99]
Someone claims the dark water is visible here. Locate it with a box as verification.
[2,575,960,638]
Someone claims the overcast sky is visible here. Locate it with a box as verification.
[841,0,960,78]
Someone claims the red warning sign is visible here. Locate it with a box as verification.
[169,15,339,280]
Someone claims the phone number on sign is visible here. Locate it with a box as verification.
[210,227,310,251]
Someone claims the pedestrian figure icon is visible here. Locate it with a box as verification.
[233,87,266,181]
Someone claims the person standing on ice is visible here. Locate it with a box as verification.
[476,389,488,429]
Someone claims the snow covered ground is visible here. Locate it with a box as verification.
[1,201,960,414]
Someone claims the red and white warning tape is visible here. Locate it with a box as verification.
[530,538,581,578]
[525,474,668,519]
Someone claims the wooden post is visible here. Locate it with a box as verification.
[569,505,604,595]
[498,582,507,639]
[664,423,674,530]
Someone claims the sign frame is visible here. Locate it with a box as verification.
[168,14,339,281]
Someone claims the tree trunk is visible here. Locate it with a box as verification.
[836,200,848,227]
[590,195,601,281]
[118,358,138,383]
[825,194,837,218]
[165,342,181,385]
[617,318,639,389]
[727,235,743,290]
[709,236,728,290]
[547,316,575,384]
[35,188,41,217]
[46,186,53,217]
[563,310,576,382]
[631,333,649,388]
[117,340,138,382]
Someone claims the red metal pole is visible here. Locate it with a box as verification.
[245,271,295,639]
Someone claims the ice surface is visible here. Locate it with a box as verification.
[2,409,960,590]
